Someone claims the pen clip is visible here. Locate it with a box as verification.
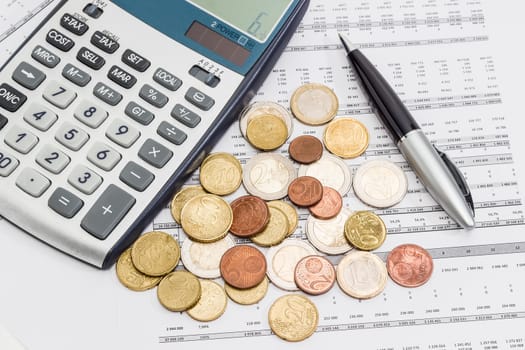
[433,145,475,217]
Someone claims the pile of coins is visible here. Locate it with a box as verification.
[115,82,434,342]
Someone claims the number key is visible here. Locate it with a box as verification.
[43,80,77,109]
[68,164,102,194]
[4,125,39,154]
[55,122,89,151]
[105,119,140,148]
[0,148,19,177]
[87,142,121,171]
[74,100,108,128]
[35,144,71,174]
[23,103,58,131]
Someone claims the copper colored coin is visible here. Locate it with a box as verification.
[287,176,323,207]
[230,195,270,237]
[288,135,323,164]
[308,186,342,219]
[386,244,434,287]
[220,245,267,289]
[294,255,336,295]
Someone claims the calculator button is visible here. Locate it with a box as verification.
[0,148,19,177]
[121,49,150,72]
[124,101,154,125]
[106,119,140,148]
[0,113,8,130]
[12,62,46,90]
[139,84,168,108]
[74,100,108,128]
[91,31,120,54]
[48,187,84,218]
[4,125,39,154]
[83,3,103,19]
[185,87,214,111]
[42,81,77,109]
[35,144,71,174]
[157,121,187,145]
[120,161,154,192]
[81,184,135,240]
[31,45,61,68]
[108,65,137,89]
[153,68,182,91]
[171,104,201,128]
[45,29,75,52]
[77,47,105,70]
[62,63,91,87]
[138,138,172,168]
[23,103,58,131]
[93,82,122,106]
[16,167,50,197]
[0,83,27,112]
[87,142,121,171]
[189,65,220,87]
[60,13,89,36]
[68,164,102,194]
[55,122,89,151]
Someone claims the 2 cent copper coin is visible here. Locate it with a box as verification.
[287,176,323,207]
[288,135,323,164]
[230,195,270,237]
[386,244,433,287]
[294,255,336,295]
[220,245,267,289]
[308,186,343,219]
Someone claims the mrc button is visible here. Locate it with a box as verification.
[121,49,150,72]
[0,83,27,112]
[31,45,61,68]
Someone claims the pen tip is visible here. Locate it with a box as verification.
[338,32,357,53]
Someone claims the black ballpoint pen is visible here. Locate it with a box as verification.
[338,33,475,229]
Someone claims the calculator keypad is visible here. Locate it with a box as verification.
[4,125,39,154]
[55,122,89,151]
[74,99,108,128]
[0,148,19,177]
[68,164,102,194]
[16,167,50,197]
[87,142,121,171]
[35,144,71,174]
[42,81,77,109]
[23,103,58,131]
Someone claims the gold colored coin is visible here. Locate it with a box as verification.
[268,294,319,342]
[323,117,369,158]
[131,231,181,276]
[170,186,207,224]
[116,248,162,291]
[246,114,288,151]
[267,200,298,236]
[199,153,242,196]
[157,271,201,312]
[224,276,269,305]
[181,194,233,243]
[187,280,228,322]
[344,211,386,250]
[290,83,338,125]
[250,206,289,247]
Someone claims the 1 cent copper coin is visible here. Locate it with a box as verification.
[386,244,434,287]
[288,135,323,164]
[230,195,270,237]
[220,245,267,289]
[308,186,343,219]
[294,255,336,295]
[287,176,323,207]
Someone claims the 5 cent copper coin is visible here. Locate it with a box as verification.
[308,186,343,219]
[230,195,270,237]
[288,135,323,164]
[386,244,434,287]
[294,255,336,295]
[220,245,267,289]
[287,176,323,207]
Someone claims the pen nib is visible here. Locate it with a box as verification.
[338,33,357,53]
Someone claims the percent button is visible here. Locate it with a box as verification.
[139,84,168,108]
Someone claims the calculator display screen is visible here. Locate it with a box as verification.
[187,0,294,42]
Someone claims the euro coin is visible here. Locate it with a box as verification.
[131,231,180,276]
[250,206,289,247]
[353,159,408,208]
[298,153,352,196]
[224,276,269,305]
[290,82,338,125]
[294,255,336,295]
[344,211,386,251]
[229,195,270,237]
[337,250,388,299]
[199,153,242,196]
[308,186,343,219]
[246,114,288,151]
[268,294,319,342]
[157,270,201,312]
[180,235,235,279]
[323,117,369,158]
[386,244,433,287]
[288,135,323,164]
[287,176,324,207]
[116,248,162,291]
[267,200,298,236]
[170,186,206,224]
[187,279,228,322]
[220,245,267,289]
[239,101,293,138]
[243,153,297,200]
[306,207,353,255]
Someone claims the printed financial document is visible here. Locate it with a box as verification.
[1,0,524,349]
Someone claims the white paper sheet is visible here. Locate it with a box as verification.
[1,0,525,349]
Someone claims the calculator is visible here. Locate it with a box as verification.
[0,0,309,268]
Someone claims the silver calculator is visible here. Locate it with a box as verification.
[0,0,309,268]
